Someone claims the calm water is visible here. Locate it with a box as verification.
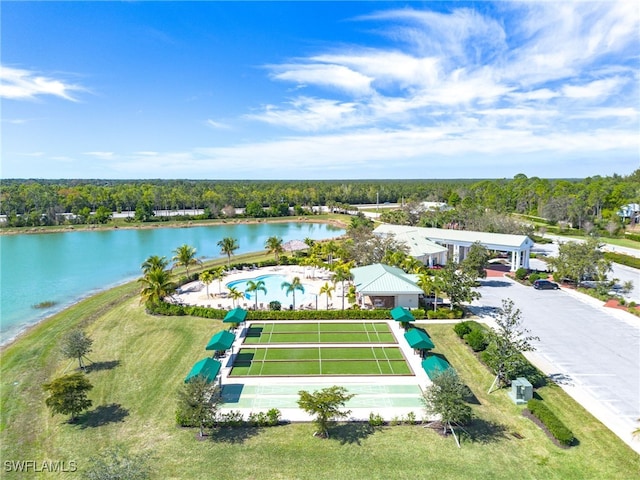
[227,274,315,308]
[0,222,343,344]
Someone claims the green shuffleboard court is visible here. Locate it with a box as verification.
[230,347,411,376]
[243,322,396,344]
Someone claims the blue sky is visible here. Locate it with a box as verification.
[1,1,639,180]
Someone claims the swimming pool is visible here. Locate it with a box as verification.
[226,274,315,308]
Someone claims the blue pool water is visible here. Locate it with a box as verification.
[226,274,315,309]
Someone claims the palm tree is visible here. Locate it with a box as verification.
[324,240,339,266]
[417,272,444,311]
[138,268,176,305]
[281,276,305,310]
[246,280,267,310]
[265,236,284,264]
[172,244,201,278]
[331,262,352,310]
[141,255,169,274]
[211,266,226,295]
[200,271,213,298]
[319,282,334,310]
[227,287,245,308]
[218,237,239,267]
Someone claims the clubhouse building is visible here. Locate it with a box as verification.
[373,224,534,272]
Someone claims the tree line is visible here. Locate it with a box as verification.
[1,171,638,228]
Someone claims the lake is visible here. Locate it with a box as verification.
[0,222,343,345]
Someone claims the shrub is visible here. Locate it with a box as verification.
[216,410,244,427]
[266,408,281,426]
[368,412,385,427]
[515,268,528,280]
[403,411,417,425]
[527,399,575,446]
[269,300,282,311]
[528,273,545,283]
[248,410,281,427]
[453,321,472,338]
[464,329,488,352]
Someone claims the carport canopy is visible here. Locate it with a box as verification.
[391,306,415,323]
[206,330,235,351]
[404,329,435,350]
[223,307,247,323]
[184,357,221,384]
[421,356,452,380]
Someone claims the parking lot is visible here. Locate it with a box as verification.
[470,274,640,452]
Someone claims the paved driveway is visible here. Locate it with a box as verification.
[470,276,640,451]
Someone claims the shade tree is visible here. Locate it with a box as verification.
[43,373,93,422]
[422,368,473,448]
[297,386,355,438]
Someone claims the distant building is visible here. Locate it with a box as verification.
[374,224,534,271]
[617,203,640,224]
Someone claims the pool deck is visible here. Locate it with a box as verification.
[174,265,355,311]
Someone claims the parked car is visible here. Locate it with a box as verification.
[533,279,559,290]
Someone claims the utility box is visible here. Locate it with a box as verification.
[508,377,533,405]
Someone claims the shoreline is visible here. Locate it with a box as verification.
[0,219,348,351]
[0,276,139,351]
[0,215,349,236]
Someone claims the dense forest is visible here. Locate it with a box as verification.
[1,171,638,233]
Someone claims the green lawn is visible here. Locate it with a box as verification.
[1,282,638,479]
[230,347,410,376]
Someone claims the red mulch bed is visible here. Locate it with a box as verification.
[604,299,640,312]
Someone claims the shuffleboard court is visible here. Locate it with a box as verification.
[221,383,425,410]
[230,346,411,376]
[243,322,395,344]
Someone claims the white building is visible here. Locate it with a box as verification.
[374,224,534,271]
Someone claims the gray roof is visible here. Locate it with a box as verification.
[351,263,423,295]
[380,230,447,257]
[374,224,533,250]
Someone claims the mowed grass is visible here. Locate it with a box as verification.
[230,347,410,376]
[244,322,396,344]
[1,283,638,479]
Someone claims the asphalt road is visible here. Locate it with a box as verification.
[469,275,640,449]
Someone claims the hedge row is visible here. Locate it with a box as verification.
[453,322,547,388]
[603,252,640,269]
[624,232,640,243]
[426,307,463,319]
[527,399,575,446]
[177,408,281,428]
[146,300,426,321]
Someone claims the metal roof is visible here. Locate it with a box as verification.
[351,263,423,294]
[374,224,533,250]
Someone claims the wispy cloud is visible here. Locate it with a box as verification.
[205,119,231,129]
[245,1,639,169]
[83,151,114,159]
[0,66,85,101]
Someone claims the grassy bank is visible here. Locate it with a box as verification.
[0,213,350,236]
[1,283,638,479]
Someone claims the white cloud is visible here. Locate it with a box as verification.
[205,119,231,129]
[562,77,627,99]
[269,63,374,96]
[0,66,85,101]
